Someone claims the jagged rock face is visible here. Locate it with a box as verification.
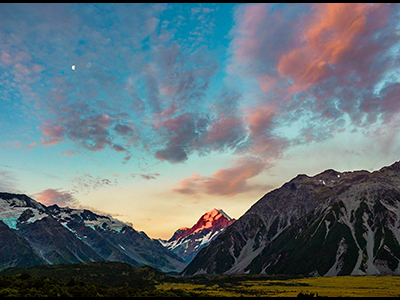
[0,193,186,273]
[0,221,46,270]
[182,161,400,277]
[160,208,235,263]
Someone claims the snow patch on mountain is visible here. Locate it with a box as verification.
[49,206,128,234]
[0,193,186,273]
[0,197,46,229]
[325,237,347,277]
[183,160,400,277]
[225,238,265,275]
[160,208,235,263]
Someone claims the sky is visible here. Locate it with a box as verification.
[1,3,400,239]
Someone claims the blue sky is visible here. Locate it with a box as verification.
[1,3,400,239]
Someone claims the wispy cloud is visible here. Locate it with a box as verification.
[173,156,268,196]
[172,3,400,196]
[32,188,78,207]
[71,173,118,195]
[130,173,160,180]
[2,3,400,199]
[0,170,19,193]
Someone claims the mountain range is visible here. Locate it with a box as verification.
[2,160,400,278]
[0,193,186,273]
[159,208,235,263]
[0,192,234,274]
[182,160,400,277]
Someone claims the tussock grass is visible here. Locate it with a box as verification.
[157,275,400,297]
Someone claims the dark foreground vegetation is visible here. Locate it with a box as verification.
[0,261,211,297]
[0,272,214,297]
[2,261,400,297]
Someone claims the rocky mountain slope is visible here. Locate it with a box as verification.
[159,208,235,263]
[0,193,185,273]
[182,161,400,277]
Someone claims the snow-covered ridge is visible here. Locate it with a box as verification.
[0,194,129,234]
[160,208,235,263]
[0,192,186,273]
[48,205,128,233]
[0,195,47,230]
[183,159,400,277]
[215,208,231,220]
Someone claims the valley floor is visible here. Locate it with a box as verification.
[157,275,400,297]
[2,261,400,297]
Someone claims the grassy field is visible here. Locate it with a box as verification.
[156,275,400,297]
[3,262,400,297]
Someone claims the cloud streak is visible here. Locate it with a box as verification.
[173,156,268,196]
[172,3,400,196]
[0,170,19,193]
[277,3,391,92]
[71,174,118,195]
[32,188,78,207]
[2,3,400,199]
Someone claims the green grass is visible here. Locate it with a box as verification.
[157,275,400,297]
[3,262,400,297]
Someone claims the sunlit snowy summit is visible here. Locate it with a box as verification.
[183,160,400,276]
[159,208,235,263]
[0,193,185,273]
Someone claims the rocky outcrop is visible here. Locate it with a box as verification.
[0,193,186,273]
[182,161,400,276]
[160,208,235,263]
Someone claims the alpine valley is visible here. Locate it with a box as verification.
[182,160,400,277]
[159,208,235,263]
[0,193,234,274]
[0,193,186,273]
[3,160,400,279]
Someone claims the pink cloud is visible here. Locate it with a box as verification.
[1,51,12,64]
[172,173,202,195]
[37,122,65,147]
[277,3,390,91]
[33,188,77,207]
[61,150,75,156]
[245,105,275,137]
[153,104,178,119]
[173,156,268,196]
[24,141,38,151]
[27,141,38,147]
[204,117,243,144]
[240,104,290,159]
[98,114,112,127]
[234,4,268,63]
[257,74,277,93]
[153,113,192,131]
[380,83,400,117]
[41,137,65,147]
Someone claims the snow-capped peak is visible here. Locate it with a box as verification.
[161,208,236,263]
[215,208,231,220]
[0,193,47,230]
[202,208,231,221]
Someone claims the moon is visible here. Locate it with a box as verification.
[71,65,75,71]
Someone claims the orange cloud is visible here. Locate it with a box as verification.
[37,122,65,147]
[204,117,243,144]
[245,105,275,137]
[234,4,268,63]
[33,188,77,207]
[277,3,390,91]
[257,74,277,93]
[152,113,192,131]
[173,156,268,196]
